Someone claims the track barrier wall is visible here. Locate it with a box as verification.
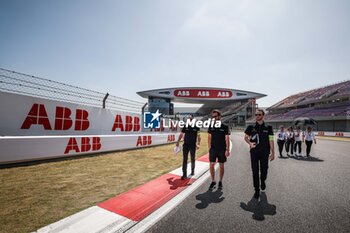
[0,91,179,164]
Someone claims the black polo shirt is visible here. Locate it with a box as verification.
[245,122,274,154]
[182,126,199,146]
[208,123,230,150]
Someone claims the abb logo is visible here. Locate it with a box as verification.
[167,135,175,142]
[21,104,89,131]
[317,131,325,136]
[136,135,152,146]
[174,89,233,98]
[176,90,190,96]
[64,137,101,154]
[216,91,231,97]
[112,115,140,132]
[335,132,344,137]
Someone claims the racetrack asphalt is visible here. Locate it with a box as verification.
[148,132,350,233]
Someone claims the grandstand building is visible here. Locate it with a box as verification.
[137,87,266,128]
[262,81,350,131]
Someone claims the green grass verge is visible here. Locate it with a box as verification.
[0,133,208,233]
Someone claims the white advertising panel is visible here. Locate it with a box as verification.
[0,91,181,164]
[0,91,178,136]
[0,133,179,164]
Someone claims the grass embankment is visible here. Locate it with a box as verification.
[0,133,208,233]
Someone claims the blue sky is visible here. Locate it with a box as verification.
[0,0,349,107]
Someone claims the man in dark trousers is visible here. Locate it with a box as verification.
[277,125,286,158]
[176,115,201,180]
[208,110,230,191]
[244,109,275,199]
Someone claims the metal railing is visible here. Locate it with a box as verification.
[0,68,144,114]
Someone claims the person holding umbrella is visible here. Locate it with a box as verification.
[293,117,317,157]
[303,126,317,157]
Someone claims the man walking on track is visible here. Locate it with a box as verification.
[176,115,201,180]
[244,109,275,199]
[208,110,230,191]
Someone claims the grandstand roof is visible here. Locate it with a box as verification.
[138,87,266,116]
[137,87,266,103]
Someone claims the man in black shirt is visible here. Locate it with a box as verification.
[176,115,201,180]
[244,109,275,199]
[208,110,230,191]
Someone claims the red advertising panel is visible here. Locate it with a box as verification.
[174,89,233,98]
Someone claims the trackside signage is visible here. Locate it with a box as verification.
[174,89,233,98]
[0,92,181,164]
[0,92,178,136]
[0,134,179,164]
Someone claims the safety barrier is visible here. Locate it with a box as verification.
[0,90,179,164]
[316,131,350,137]
[0,133,179,164]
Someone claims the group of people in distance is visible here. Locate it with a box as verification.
[276,125,317,158]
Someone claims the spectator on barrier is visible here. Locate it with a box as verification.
[285,127,294,156]
[294,126,302,156]
[303,126,316,157]
[176,115,201,180]
[277,125,287,158]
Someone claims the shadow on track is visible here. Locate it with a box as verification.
[240,192,277,221]
[195,189,225,209]
[167,177,192,190]
[288,155,324,162]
